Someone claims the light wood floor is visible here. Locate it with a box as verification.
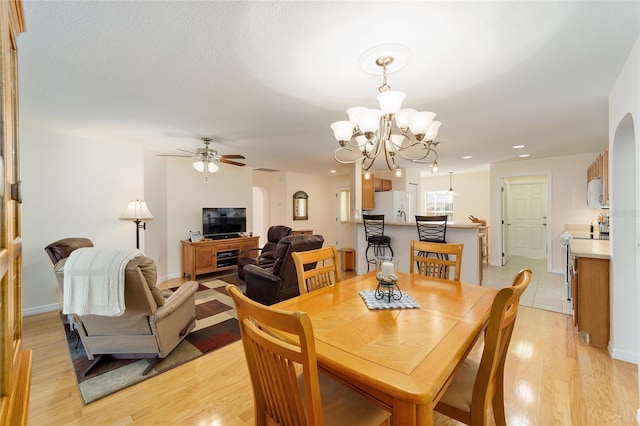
[25,274,638,425]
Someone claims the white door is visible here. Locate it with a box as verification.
[508,181,548,258]
[501,182,510,266]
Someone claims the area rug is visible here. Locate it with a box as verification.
[65,277,243,404]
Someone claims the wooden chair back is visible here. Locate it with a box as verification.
[409,240,463,282]
[226,284,325,425]
[292,246,341,295]
[226,284,391,426]
[435,268,532,425]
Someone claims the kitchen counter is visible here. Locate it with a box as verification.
[569,239,610,259]
[348,221,484,284]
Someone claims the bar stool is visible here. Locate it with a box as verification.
[415,215,448,262]
[363,214,393,271]
[415,215,448,243]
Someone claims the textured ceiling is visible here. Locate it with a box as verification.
[18,1,640,176]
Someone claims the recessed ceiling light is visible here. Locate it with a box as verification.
[330,170,336,173]
[513,145,525,149]
[462,156,472,159]
[519,154,530,158]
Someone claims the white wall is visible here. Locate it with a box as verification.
[609,34,639,368]
[489,153,599,272]
[165,157,253,280]
[21,128,145,314]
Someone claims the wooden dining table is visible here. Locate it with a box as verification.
[273,271,498,426]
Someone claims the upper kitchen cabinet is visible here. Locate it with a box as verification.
[374,178,392,192]
[587,147,609,208]
[362,174,375,211]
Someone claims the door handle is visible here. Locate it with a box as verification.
[542,223,547,226]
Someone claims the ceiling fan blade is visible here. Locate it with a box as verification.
[219,158,246,167]
[156,154,193,158]
[177,148,197,155]
[220,154,245,160]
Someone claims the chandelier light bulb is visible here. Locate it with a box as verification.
[395,108,416,130]
[377,91,406,115]
[357,109,382,134]
[364,171,371,180]
[331,121,355,142]
[408,111,437,135]
[395,168,402,178]
[432,161,439,174]
[424,121,442,142]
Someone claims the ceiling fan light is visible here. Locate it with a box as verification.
[207,161,219,173]
[330,120,355,142]
[193,160,205,172]
[377,91,405,115]
[408,111,436,135]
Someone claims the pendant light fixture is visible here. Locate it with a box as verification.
[447,172,458,196]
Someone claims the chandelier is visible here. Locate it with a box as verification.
[330,54,441,177]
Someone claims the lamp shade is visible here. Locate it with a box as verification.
[330,121,355,142]
[207,161,219,173]
[408,111,437,135]
[377,91,405,114]
[120,200,154,220]
[192,160,205,172]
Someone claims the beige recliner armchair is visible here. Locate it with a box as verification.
[45,238,199,376]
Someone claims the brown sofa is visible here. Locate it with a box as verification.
[244,234,324,305]
[45,238,199,376]
[237,225,292,279]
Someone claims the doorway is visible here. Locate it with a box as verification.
[501,175,549,266]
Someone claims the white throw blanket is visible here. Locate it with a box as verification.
[63,247,142,316]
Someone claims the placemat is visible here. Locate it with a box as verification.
[359,290,421,310]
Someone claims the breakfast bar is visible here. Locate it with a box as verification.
[350,221,485,284]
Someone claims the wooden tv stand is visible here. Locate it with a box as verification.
[181,236,260,279]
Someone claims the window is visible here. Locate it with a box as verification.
[425,191,454,222]
[338,189,351,221]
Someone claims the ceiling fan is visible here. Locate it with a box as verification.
[159,137,246,180]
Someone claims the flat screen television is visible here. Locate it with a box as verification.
[202,207,247,238]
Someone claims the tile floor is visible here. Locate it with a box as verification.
[481,256,572,315]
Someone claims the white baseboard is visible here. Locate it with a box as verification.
[23,302,61,317]
[609,343,638,364]
[636,408,640,425]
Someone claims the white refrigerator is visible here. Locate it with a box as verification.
[370,191,412,222]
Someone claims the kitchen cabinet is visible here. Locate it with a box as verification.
[362,174,375,210]
[571,254,610,348]
[374,178,392,192]
[181,236,259,279]
[587,147,609,207]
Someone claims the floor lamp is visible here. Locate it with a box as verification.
[120,200,154,249]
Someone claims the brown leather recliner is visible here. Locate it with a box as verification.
[45,238,199,376]
[244,234,324,305]
[237,225,292,279]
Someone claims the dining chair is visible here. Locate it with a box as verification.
[226,284,391,426]
[363,214,393,272]
[292,246,341,295]
[434,268,533,426]
[415,215,448,243]
[410,240,464,282]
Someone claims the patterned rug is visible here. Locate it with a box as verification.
[65,274,244,404]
